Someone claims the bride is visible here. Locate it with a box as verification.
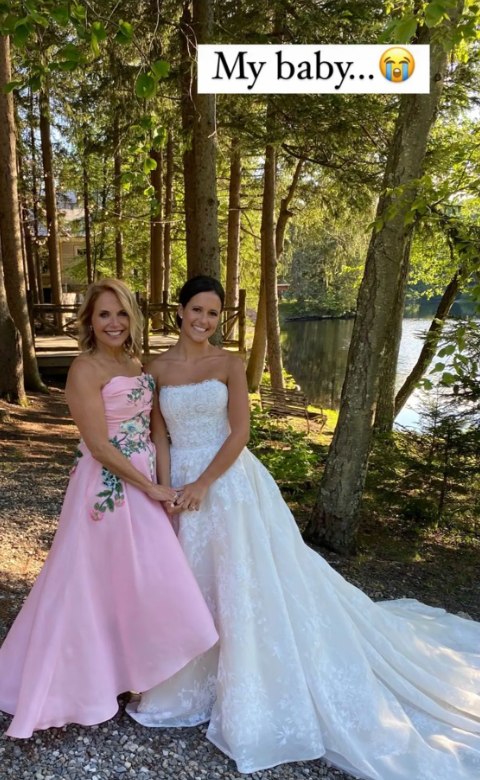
[128,275,480,779]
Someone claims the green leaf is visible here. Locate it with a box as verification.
[71,4,86,22]
[57,60,79,71]
[152,127,167,149]
[12,23,30,48]
[58,43,82,61]
[143,156,157,174]
[28,11,49,26]
[115,19,133,44]
[143,184,155,197]
[5,79,23,92]
[394,15,418,43]
[135,73,156,99]
[50,5,70,26]
[411,196,427,213]
[378,21,397,43]
[138,115,154,130]
[441,372,456,385]
[438,344,456,357]
[28,74,41,91]
[91,20,107,40]
[151,59,170,79]
[432,362,445,372]
[90,31,100,56]
[1,13,18,34]
[425,3,446,27]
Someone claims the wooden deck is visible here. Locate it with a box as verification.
[35,333,179,376]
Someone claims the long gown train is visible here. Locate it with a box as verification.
[128,379,480,779]
[0,374,218,738]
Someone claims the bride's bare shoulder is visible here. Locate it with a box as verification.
[217,350,246,381]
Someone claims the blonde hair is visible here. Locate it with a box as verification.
[77,278,143,359]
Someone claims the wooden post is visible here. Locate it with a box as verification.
[142,300,150,355]
[162,289,169,334]
[27,288,35,347]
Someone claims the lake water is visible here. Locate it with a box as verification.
[281,318,434,430]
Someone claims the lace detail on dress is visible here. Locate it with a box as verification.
[160,380,230,451]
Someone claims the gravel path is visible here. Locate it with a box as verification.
[1,388,479,780]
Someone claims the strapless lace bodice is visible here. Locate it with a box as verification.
[159,379,230,451]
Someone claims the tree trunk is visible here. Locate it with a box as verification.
[150,147,164,305]
[21,199,39,303]
[17,130,40,304]
[0,241,26,404]
[191,0,220,281]
[39,84,63,310]
[246,153,303,393]
[163,131,174,299]
[246,277,267,391]
[82,151,93,284]
[97,152,109,275]
[179,2,197,278]
[276,159,303,260]
[0,35,44,391]
[113,109,124,279]
[305,11,462,554]
[374,232,413,432]
[263,143,284,390]
[247,157,303,391]
[29,87,43,302]
[394,270,462,416]
[225,137,241,338]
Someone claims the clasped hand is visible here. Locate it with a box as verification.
[146,483,177,503]
[165,479,208,515]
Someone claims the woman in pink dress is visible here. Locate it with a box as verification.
[0,278,218,739]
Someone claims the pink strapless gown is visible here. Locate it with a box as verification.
[0,374,218,738]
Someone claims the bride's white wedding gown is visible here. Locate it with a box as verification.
[128,379,480,778]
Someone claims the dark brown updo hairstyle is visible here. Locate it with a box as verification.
[176,275,225,328]
[77,278,143,359]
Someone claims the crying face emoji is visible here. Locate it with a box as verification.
[380,47,415,82]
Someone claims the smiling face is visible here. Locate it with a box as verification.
[379,47,415,83]
[90,290,130,352]
[179,291,222,342]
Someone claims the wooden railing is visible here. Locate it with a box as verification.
[31,304,79,341]
[32,289,247,355]
[142,289,246,355]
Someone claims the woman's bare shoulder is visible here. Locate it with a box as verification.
[223,350,245,372]
[145,349,179,380]
[66,355,103,396]
[67,354,101,382]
